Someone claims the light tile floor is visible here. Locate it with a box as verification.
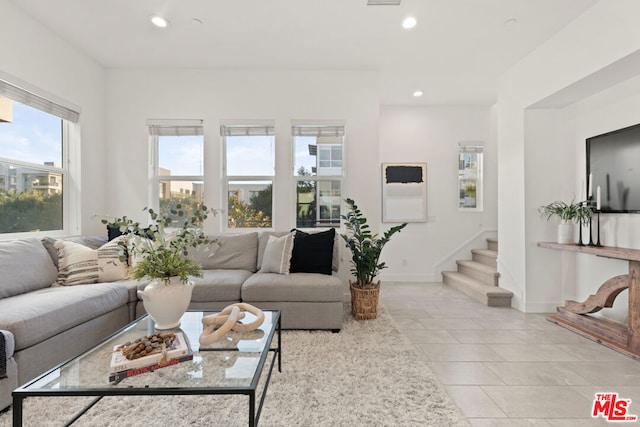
[380,282,640,426]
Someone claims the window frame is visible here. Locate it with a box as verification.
[458,142,484,212]
[148,119,205,215]
[0,78,80,239]
[292,123,346,229]
[221,123,275,231]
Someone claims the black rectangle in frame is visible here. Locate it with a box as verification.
[385,165,423,183]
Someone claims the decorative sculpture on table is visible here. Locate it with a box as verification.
[199,303,265,345]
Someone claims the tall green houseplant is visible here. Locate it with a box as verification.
[341,198,407,319]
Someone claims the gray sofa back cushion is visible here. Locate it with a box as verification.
[189,232,258,272]
[0,238,58,298]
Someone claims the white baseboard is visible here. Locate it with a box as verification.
[523,302,558,313]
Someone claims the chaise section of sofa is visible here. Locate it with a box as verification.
[241,230,344,330]
[0,237,132,409]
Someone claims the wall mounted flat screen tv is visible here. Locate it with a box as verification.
[586,123,640,213]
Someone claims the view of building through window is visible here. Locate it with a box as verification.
[458,143,483,211]
[0,98,65,233]
[293,125,344,228]
[150,121,204,224]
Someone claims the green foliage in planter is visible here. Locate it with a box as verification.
[538,200,592,225]
[340,198,407,289]
[99,204,218,285]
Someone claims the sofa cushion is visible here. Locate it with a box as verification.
[0,283,128,351]
[54,236,129,286]
[260,233,294,274]
[187,269,251,302]
[242,272,343,302]
[189,233,258,272]
[257,230,340,273]
[0,238,58,299]
[289,228,335,275]
[42,236,109,268]
[257,231,289,270]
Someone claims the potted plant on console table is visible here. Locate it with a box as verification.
[538,199,592,244]
[340,198,407,320]
[101,204,218,329]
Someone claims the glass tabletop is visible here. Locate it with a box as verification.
[20,310,280,393]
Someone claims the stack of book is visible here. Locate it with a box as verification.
[109,331,193,382]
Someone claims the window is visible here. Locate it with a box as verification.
[149,120,204,222]
[458,142,483,211]
[293,124,345,228]
[0,80,79,235]
[221,124,274,228]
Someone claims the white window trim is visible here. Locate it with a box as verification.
[221,122,276,231]
[458,142,484,212]
[0,76,80,239]
[147,119,204,213]
[292,122,346,230]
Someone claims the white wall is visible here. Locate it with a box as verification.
[378,106,497,282]
[497,0,640,312]
[0,0,106,235]
[105,69,380,280]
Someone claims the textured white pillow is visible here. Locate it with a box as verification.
[260,233,294,274]
[54,236,128,286]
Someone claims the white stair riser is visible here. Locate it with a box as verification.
[457,263,499,286]
[472,251,497,268]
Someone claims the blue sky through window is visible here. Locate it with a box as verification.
[0,101,62,166]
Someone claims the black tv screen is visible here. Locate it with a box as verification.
[587,123,640,213]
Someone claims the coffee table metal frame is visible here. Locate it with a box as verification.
[12,309,281,427]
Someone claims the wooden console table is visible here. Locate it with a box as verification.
[538,242,640,360]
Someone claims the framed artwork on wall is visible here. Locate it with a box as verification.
[381,163,427,222]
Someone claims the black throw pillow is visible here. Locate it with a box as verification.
[106,225,153,241]
[289,228,335,275]
[107,225,123,242]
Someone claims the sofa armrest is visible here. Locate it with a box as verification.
[0,330,15,379]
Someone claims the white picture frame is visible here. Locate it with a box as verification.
[381,163,427,223]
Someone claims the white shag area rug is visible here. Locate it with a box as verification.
[0,305,469,426]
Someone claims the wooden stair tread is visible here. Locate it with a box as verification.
[471,248,497,257]
[456,260,500,276]
[442,271,512,296]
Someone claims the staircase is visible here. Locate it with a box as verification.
[441,237,513,307]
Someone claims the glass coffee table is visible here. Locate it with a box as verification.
[12,309,281,427]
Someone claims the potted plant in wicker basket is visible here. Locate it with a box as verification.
[340,198,407,319]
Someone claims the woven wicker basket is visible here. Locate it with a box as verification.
[350,281,380,320]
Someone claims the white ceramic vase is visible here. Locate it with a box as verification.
[557,221,574,244]
[137,277,195,330]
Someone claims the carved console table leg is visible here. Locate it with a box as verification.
[538,242,640,359]
[548,262,640,359]
[562,275,629,314]
[627,261,640,354]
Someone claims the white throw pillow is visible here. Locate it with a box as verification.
[54,236,129,286]
[259,233,294,275]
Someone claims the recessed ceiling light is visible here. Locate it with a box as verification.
[150,15,170,28]
[413,90,424,97]
[402,16,417,29]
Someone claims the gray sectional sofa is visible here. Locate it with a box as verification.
[0,230,344,410]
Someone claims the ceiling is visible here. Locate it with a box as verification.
[9,0,598,105]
